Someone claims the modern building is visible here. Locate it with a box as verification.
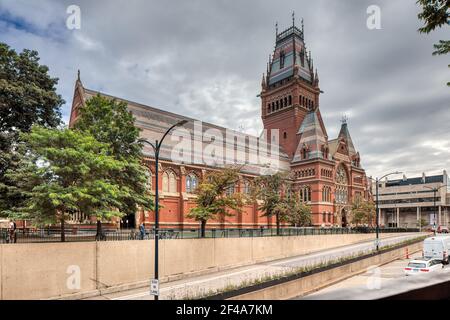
[374,171,450,228]
[69,18,369,229]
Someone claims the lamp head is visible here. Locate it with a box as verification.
[177,119,188,126]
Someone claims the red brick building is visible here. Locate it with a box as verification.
[69,20,369,229]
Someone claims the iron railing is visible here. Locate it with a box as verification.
[0,226,421,244]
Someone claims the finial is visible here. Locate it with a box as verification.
[341,114,348,125]
[301,18,304,34]
[77,69,81,81]
[292,11,295,27]
[275,21,278,36]
[314,68,319,86]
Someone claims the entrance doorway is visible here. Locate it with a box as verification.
[121,213,136,229]
[341,209,348,227]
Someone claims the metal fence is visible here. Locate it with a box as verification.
[0,226,420,244]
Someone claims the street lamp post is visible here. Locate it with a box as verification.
[369,171,403,251]
[140,119,187,301]
[424,185,447,235]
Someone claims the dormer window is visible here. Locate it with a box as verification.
[300,49,305,67]
[280,51,285,69]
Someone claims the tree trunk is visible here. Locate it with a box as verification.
[96,220,103,240]
[276,213,280,236]
[60,217,65,242]
[201,220,206,238]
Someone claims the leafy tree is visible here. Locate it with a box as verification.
[188,167,244,237]
[253,172,290,235]
[73,95,153,235]
[3,126,128,241]
[284,195,312,227]
[417,0,450,85]
[0,43,64,215]
[351,197,376,227]
[417,217,428,229]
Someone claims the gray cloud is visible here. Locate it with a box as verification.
[0,0,449,178]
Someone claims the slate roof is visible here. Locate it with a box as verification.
[78,86,291,175]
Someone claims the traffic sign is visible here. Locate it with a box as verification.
[150,279,159,296]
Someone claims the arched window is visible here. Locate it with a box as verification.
[226,184,235,196]
[283,132,287,139]
[288,95,292,105]
[271,102,275,112]
[267,104,271,114]
[243,180,251,195]
[276,101,279,110]
[284,97,288,107]
[335,165,348,204]
[145,169,152,191]
[302,147,308,160]
[299,186,311,202]
[186,173,198,193]
[322,186,332,202]
[163,170,177,193]
[162,172,169,192]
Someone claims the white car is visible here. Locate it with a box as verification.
[404,258,443,276]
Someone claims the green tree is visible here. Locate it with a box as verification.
[0,43,64,215]
[417,217,428,230]
[417,0,450,85]
[253,172,290,235]
[188,167,244,238]
[73,95,153,235]
[351,197,376,227]
[284,195,312,227]
[3,126,128,241]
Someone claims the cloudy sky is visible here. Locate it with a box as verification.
[0,0,449,178]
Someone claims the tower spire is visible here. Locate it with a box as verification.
[275,21,278,37]
[292,11,296,66]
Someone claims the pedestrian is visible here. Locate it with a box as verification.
[139,222,146,240]
[9,220,16,244]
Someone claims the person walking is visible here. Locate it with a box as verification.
[139,222,146,240]
[9,220,16,244]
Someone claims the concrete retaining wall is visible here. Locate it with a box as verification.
[227,241,423,300]
[0,233,407,299]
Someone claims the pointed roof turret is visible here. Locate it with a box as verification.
[292,110,327,162]
[313,68,319,87]
[338,116,356,155]
[266,16,316,86]
[261,73,267,90]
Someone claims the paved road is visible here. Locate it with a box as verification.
[301,249,450,300]
[85,233,427,300]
